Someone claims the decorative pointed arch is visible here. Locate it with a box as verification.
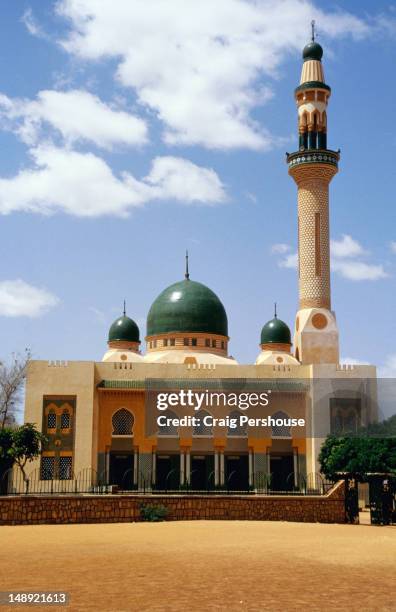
[271,410,292,439]
[157,409,178,437]
[112,408,134,436]
[227,410,247,437]
[193,410,213,437]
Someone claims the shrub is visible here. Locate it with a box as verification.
[140,503,168,522]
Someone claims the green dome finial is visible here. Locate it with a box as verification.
[185,250,190,280]
[303,21,323,62]
[108,309,140,343]
[260,311,291,346]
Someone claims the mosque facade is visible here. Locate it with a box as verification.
[22,37,377,493]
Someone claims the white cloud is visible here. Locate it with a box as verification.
[89,306,106,323]
[390,241,396,254]
[271,243,291,255]
[55,0,369,150]
[331,259,387,281]
[0,146,226,217]
[0,89,148,149]
[21,8,48,39]
[340,357,367,366]
[378,354,396,378]
[272,235,387,280]
[245,192,258,204]
[144,156,225,204]
[0,280,59,317]
[331,234,366,258]
[279,253,298,269]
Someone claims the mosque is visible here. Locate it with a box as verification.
[23,34,377,493]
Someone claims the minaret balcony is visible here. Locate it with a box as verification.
[286,149,339,170]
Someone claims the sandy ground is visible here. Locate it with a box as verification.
[0,521,395,612]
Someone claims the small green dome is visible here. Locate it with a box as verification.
[261,317,291,345]
[108,315,140,343]
[147,279,228,337]
[303,41,323,62]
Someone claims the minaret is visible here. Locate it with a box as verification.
[287,23,339,364]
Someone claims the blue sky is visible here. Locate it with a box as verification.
[0,0,395,371]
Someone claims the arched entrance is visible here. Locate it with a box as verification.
[225,455,249,491]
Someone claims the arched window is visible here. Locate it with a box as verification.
[47,411,56,430]
[271,411,292,439]
[228,410,247,437]
[330,400,361,434]
[60,410,71,430]
[344,409,358,433]
[41,456,55,480]
[193,410,213,437]
[333,408,343,434]
[112,409,134,436]
[59,456,73,480]
[157,409,178,437]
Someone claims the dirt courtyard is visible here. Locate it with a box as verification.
[0,521,395,612]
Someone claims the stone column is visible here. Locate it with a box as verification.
[214,450,219,487]
[219,451,225,486]
[248,449,254,488]
[152,451,156,487]
[105,450,110,485]
[185,449,191,486]
[133,449,138,486]
[180,450,185,486]
[254,452,268,491]
[138,452,152,491]
[293,447,299,488]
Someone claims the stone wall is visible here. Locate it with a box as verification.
[0,481,345,526]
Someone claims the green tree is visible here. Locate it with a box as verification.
[8,423,47,492]
[319,435,396,480]
[0,427,14,461]
[363,414,396,438]
[0,427,14,492]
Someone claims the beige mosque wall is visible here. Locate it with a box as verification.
[24,360,97,475]
[23,358,378,480]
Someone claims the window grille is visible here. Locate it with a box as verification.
[47,412,56,429]
[112,409,133,435]
[60,411,70,430]
[157,410,178,436]
[228,411,247,437]
[193,411,213,436]
[271,411,291,438]
[59,456,73,480]
[41,456,55,480]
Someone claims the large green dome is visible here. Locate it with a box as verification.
[147,279,228,337]
[108,315,140,343]
[261,317,291,345]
